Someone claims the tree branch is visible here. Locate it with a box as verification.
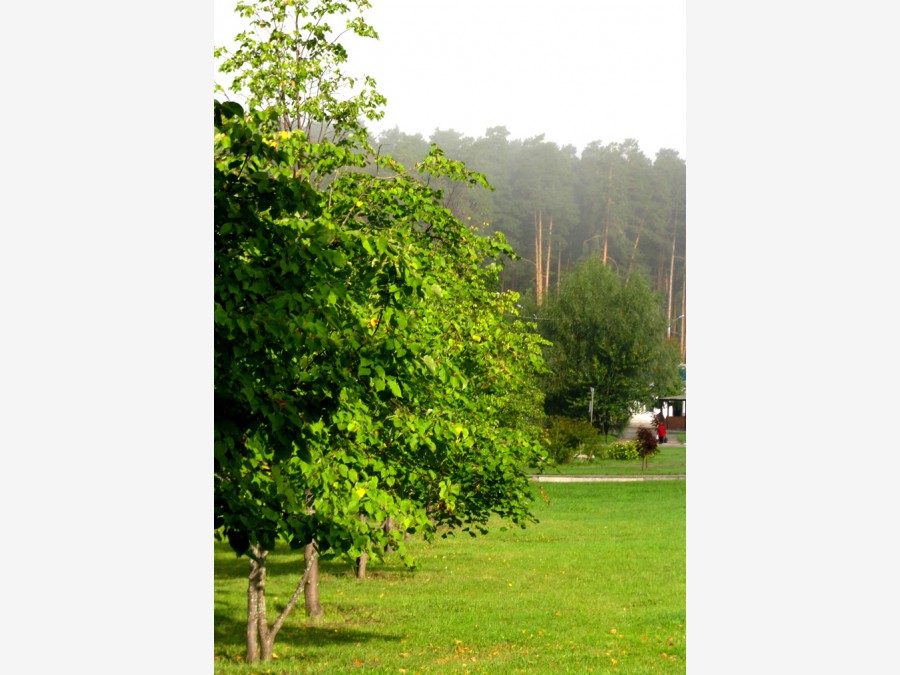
[269,543,317,639]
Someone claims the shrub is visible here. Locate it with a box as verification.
[544,416,604,464]
[634,425,660,471]
[604,440,640,461]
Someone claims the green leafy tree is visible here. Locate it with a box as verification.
[215,0,385,142]
[538,255,681,435]
[214,0,548,663]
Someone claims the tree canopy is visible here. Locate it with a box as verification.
[214,0,686,662]
[374,129,686,337]
[214,0,550,662]
[537,255,682,434]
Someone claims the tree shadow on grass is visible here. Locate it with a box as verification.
[214,609,403,657]
[215,541,411,657]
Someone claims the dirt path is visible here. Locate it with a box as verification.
[530,474,685,483]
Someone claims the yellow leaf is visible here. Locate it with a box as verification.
[356,487,366,498]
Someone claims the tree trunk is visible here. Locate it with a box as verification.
[383,517,395,554]
[602,166,613,265]
[627,219,644,282]
[534,210,544,307]
[244,542,317,663]
[355,512,369,579]
[246,551,263,664]
[304,542,323,619]
[680,280,686,360]
[556,247,561,296]
[356,552,368,580]
[544,218,553,296]
[667,235,676,337]
[247,545,272,664]
[255,553,271,660]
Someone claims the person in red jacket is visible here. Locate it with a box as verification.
[657,417,667,444]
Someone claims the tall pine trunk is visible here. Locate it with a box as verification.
[556,247,562,296]
[534,210,544,307]
[680,279,686,360]
[544,218,553,297]
[602,165,613,265]
[667,235,676,337]
[627,219,644,283]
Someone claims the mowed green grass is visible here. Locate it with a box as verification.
[214,480,685,673]
[538,445,686,476]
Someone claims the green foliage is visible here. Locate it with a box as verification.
[216,0,384,141]
[214,0,551,581]
[544,415,603,464]
[538,256,682,435]
[373,129,686,316]
[603,440,640,461]
[215,102,549,562]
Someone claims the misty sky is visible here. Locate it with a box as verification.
[214,0,686,159]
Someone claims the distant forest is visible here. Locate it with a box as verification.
[370,127,686,359]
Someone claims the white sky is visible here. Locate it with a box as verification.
[10,6,900,671]
[214,0,686,159]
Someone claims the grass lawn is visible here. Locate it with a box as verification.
[214,481,686,673]
[535,445,686,477]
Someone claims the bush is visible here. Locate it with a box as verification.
[634,425,660,471]
[604,440,640,461]
[544,416,604,464]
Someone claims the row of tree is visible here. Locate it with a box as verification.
[214,0,685,664]
[215,0,551,663]
[370,126,686,360]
